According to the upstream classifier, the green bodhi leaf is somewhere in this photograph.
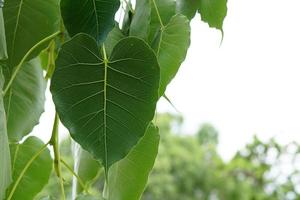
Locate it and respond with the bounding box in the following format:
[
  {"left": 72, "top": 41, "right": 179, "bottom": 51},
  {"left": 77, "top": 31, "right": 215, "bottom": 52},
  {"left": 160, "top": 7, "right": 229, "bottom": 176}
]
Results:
[
  {"left": 60, "top": 0, "right": 120, "bottom": 43},
  {"left": 51, "top": 34, "right": 160, "bottom": 173},
  {"left": 107, "top": 124, "right": 160, "bottom": 200},
  {"left": 0, "top": 9, "right": 7, "bottom": 60}
]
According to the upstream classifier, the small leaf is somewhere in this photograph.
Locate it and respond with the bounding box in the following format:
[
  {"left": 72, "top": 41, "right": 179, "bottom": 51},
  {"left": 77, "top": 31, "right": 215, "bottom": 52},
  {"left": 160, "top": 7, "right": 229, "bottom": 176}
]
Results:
[
  {"left": 176, "top": 0, "right": 200, "bottom": 20},
  {"left": 60, "top": 0, "right": 120, "bottom": 43},
  {"left": 198, "top": 0, "right": 227, "bottom": 30},
  {"left": 6, "top": 136, "right": 52, "bottom": 200},
  {"left": 4, "top": 58, "right": 46, "bottom": 142},
  {"left": 51, "top": 34, "right": 160, "bottom": 172},
  {"left": 0, "top": 69, "right": 12, "bottom": 200},
  {"left": 0, "top": 9, "right": 7, "bottom": 60},
  {"left": 108, "top": 124, "right": 160, "bottom": 200},
  {"left": 130, "top": 0, "right": 151, "bottom": 40},
  {"left": 153, "top": 14, "right": 191, "bottom": 96},
  {"left": 3, "top": 0, "right": 60, "bottom": 68}
]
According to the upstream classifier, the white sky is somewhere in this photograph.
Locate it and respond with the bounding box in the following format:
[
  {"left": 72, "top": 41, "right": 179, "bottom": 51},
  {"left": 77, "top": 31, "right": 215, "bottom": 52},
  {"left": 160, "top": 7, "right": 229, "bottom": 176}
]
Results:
[{"left": 33, "top": 0, "right": 300, "bottom": 161}]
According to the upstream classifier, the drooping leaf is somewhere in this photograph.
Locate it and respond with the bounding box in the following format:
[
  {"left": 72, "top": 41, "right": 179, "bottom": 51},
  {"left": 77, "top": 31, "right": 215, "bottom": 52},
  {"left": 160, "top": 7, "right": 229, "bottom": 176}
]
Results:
[
  {"left": 198, "top": 0, "right": 227, "bottom": 30},
  {"left": 153, "top": 14, "right": 190, "bottom": 96},
  {"left": 0, "top": 9, "right": 7, "bottom": 60},
  {"left": 3, "top": 0, "right": 60, "bottom": 68},
  {"left": 60, "top": 0, "right": 120, "bottom": 43},
  {"left": 108, "top": 124, "right": 160, "bottom": 200},
  {"left": 176, "top": 0, "right": 200, "bottom": 20},
  {"left": 104, "top": 26, "right": 125, "bottom": 57},
  {"left": 130, "top": 0, "right": 151, "bottom": 40},
  {"left": 0, "top": 69, "right": 12, "bottom": 200},
  {"left": 4, "top": 58, "right": 46, "bottom": 142},
  {"left": 51, "top": 34, "right": 160, "bottom": 172},
  {"left": 149, "top": 0, "right": 176, "bottom": 43},
  {"left": 6, "top": 136, "right": 52, "bottom": 200}
]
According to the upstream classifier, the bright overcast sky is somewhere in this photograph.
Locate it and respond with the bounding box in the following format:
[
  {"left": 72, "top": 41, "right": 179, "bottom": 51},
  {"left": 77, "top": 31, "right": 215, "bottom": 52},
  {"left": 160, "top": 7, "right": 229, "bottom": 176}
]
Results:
[
  {"left": 33, "top": 0, "right": 300, "bottom": 161},
  {"left": 157, "top": 0, "right": 300, "bottom": 160}
]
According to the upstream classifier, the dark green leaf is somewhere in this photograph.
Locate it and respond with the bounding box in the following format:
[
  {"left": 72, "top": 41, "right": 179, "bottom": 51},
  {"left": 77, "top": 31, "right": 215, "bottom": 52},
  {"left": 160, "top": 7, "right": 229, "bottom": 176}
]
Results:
[
  {"left": 6, "top": 137, "right": 52, "bottom": 200},
  {"left": 130, "top": 0, "right": 151, "bottom": 40},
  {"left": 51, "top": 34, "right": 160, "bottom": 172},
  {"left": 4, "top": 58, "right": 46, "bottom": 142},
  {"left": 107, "top": 124, "right": 160, "bottom": 200},
  {"left": 60, "top": 0, "right": 120, "bottom": 43},
  {"left": 0, "top": 9, "right": 7, "bottom": 60},
  {"left": 0, "top": 69, "right": 12, "bottom": 200},
  {"left": 3, "top": 0, "right": 60, "bottom": 68},
  {"left": 153, "top": 14, "right": 190, "bottom": 96},
  {"left": 198, "top": 0, "right": 227, "bottom": 30},
  {"left": 176, "top": 0, "right": 200, "bottom": 20},
  {"left": 104, "top": 26, "right": 125, "bottom": 57}
]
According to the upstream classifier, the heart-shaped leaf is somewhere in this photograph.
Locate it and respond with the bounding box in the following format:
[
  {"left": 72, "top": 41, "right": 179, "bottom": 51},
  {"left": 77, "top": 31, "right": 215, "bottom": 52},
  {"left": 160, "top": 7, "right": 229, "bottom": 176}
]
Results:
[
  {"left": 107, "top": 123, "right": 160, "bottom": 200},
  {"left": 0, "top": 9, "right": 7, "bottom": 60},
  {"left": 3, "top": 0, "right": 60, "bottom": 68},
  {"left": 51, "top": 34, "right": 160, "bottom": 172},
  {"left": 0, "top": 69, "right": 12, "bottom": 200},
  {"left": 4, "top": 58, "right": 46, "bottom": 142},
  {"left": 153, "top": 14, "right": 191, "bottom": 96},
  {"left": 198, "top": 0, "right": 227, "bottom": 31},
  {"left": 60, "top": 0, "right": 120, "bottom": 43},
  {"left": 6, "top": 137, "right": 52, "bottom": 200}
]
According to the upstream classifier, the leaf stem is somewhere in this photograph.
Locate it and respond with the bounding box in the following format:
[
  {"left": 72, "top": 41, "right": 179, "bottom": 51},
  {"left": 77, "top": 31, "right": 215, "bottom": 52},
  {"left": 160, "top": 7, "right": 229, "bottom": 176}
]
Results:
[
  {"left": 3, "top": 31, "right": 61, "bottom": 95},
  {"left": 6, "top": 142, "right": 49, "bottom": 200},
  {"left": 49, "top": 113, "right": 66, "bottom": 200},
  {"left": 60, "top": 158, "right": 90, "bottom": 194},
  {"left": 151, "top": 0, "right": 164, "bottom": 28}
]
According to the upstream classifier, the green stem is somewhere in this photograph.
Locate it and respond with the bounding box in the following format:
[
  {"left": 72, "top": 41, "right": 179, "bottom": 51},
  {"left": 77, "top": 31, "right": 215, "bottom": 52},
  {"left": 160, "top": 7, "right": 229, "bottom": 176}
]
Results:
[
  {"left": 3, "top": 31, "right": 61, "bottom": 95},
  {"left": 50, "top": 113, "right": 66, "bottom": 200},
  {"left": 60, "top": 158, "right": 90, "bottom": 194},
  {"left": 6, "top": 142, "right": 49, "bottom": 200},
  {"left": 151, "top": 0, "right": 164, "bottom": 28}
]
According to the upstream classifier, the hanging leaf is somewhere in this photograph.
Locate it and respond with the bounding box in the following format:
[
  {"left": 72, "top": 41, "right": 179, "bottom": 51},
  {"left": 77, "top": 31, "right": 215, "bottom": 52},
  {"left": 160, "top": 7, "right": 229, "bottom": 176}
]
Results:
[
  {"left": 60, "top": 0, "right": 120, "bottom": 43},
  {"left": 176, "top": 0, "right": 200, "bottom": 20},
  {"left": 198, "top": 0, "right": 227, "bottom": 31},
  {"left": 6, "top": 137, "right": 52, "bottom": 200},
  {"left": 51, "top": 34, "right": 160, "bottom": 172},
  {"left": 4, "top": 58, "right": 46, "bottom": 142},
  {"left": 153, "top": 14, "right": 191, "bottom": 96},
  {"left": 130, "top": 0, "right": 151, "bottom": 40},
  {"left": 3, "top": 0, "right": 60, "bottom": 68},
  {"left": 108, "top": 124, "right": 160, "bottom": 200},
  {"left": 0, "top": 9, "right": 7, "bottom": 60},
  {"left": 0, "top": 69, "right": 12, "bottom": 200}
]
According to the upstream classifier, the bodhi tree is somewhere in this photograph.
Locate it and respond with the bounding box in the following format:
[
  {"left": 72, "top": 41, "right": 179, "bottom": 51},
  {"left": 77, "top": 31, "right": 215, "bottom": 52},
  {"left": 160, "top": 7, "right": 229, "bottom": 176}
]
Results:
[{"left": 0, "top": 0, "right": 227, "bottom": 199}]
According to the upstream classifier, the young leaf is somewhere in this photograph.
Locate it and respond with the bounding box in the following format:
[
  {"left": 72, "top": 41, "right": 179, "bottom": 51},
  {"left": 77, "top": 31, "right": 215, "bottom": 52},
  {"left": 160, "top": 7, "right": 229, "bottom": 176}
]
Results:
[
  {"left": 176, "top": 0, "right": 200, "bottom": 20},
  {"left": 0, "top": 69, "right": 12, "bottom": 200},
  {"left": 3, "top": 0, "right": 60, "bottom": 68},
  {"left": 50, "top": 34, "right": 160, "bottom": 172},
  {"left": 6, "top": 137, "right": 52, "bottom": 200},
  {"left": 107, "top": 124, "right": 160, "bottom": 200},
  {"left": 130, "top": 0, "right": 151, "bottom": 40},
  {"left": 3, "top": 58, "right": 46, "bottom": 142},
  {"left": 198, "top": 0, "right": 227, "bottom": 31},
  {"left": 0, "top": 9, "right": 7, "bottom": 60},
  {"left": 60, "top": 0, "right": 120, "bottom": 43},
  {"left": 153, "top": 14, "right": 191, "bottom": 96}
]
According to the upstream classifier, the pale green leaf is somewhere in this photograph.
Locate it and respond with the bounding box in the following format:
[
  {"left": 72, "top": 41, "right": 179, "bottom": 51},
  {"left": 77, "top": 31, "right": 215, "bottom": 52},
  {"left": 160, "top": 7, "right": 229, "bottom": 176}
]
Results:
[
  {"left": 50, "top": 34, "right": 160, "bottom": 172},
  {"left": 198, "top": 0, "right": 227, "bottom": 30},
  {"left": 108, "top": 124, "right": 160, "bottom": 200},
  {"left": 3, "top": 0, "right": 60, "bottom": 68},
  {"left": 60, "top": 0, "right": 120, "bottom": 43},
  {"left": 6, "top": 136, "right": 52, "bottom": 200},
  {"left": 76, "top": 194, "right": 103, "bottom": 200},
  {"left": 0, "top": 69, "right": 12, "bottom": 200},
  {"left": 4, "top": 58, "right": 46, "bottom": 142},
  {"left": 0, "top": 9, "right": 7, "bottom": 60},
  {"left": 153, "top": 14, "right": 191, "bottom": 96}
]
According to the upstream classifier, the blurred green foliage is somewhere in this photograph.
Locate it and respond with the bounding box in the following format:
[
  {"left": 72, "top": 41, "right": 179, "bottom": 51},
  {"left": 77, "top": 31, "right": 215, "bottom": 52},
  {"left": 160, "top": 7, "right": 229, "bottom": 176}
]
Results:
[{"left": 37, "top": 113, "right": 300, "bottom": 200}]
